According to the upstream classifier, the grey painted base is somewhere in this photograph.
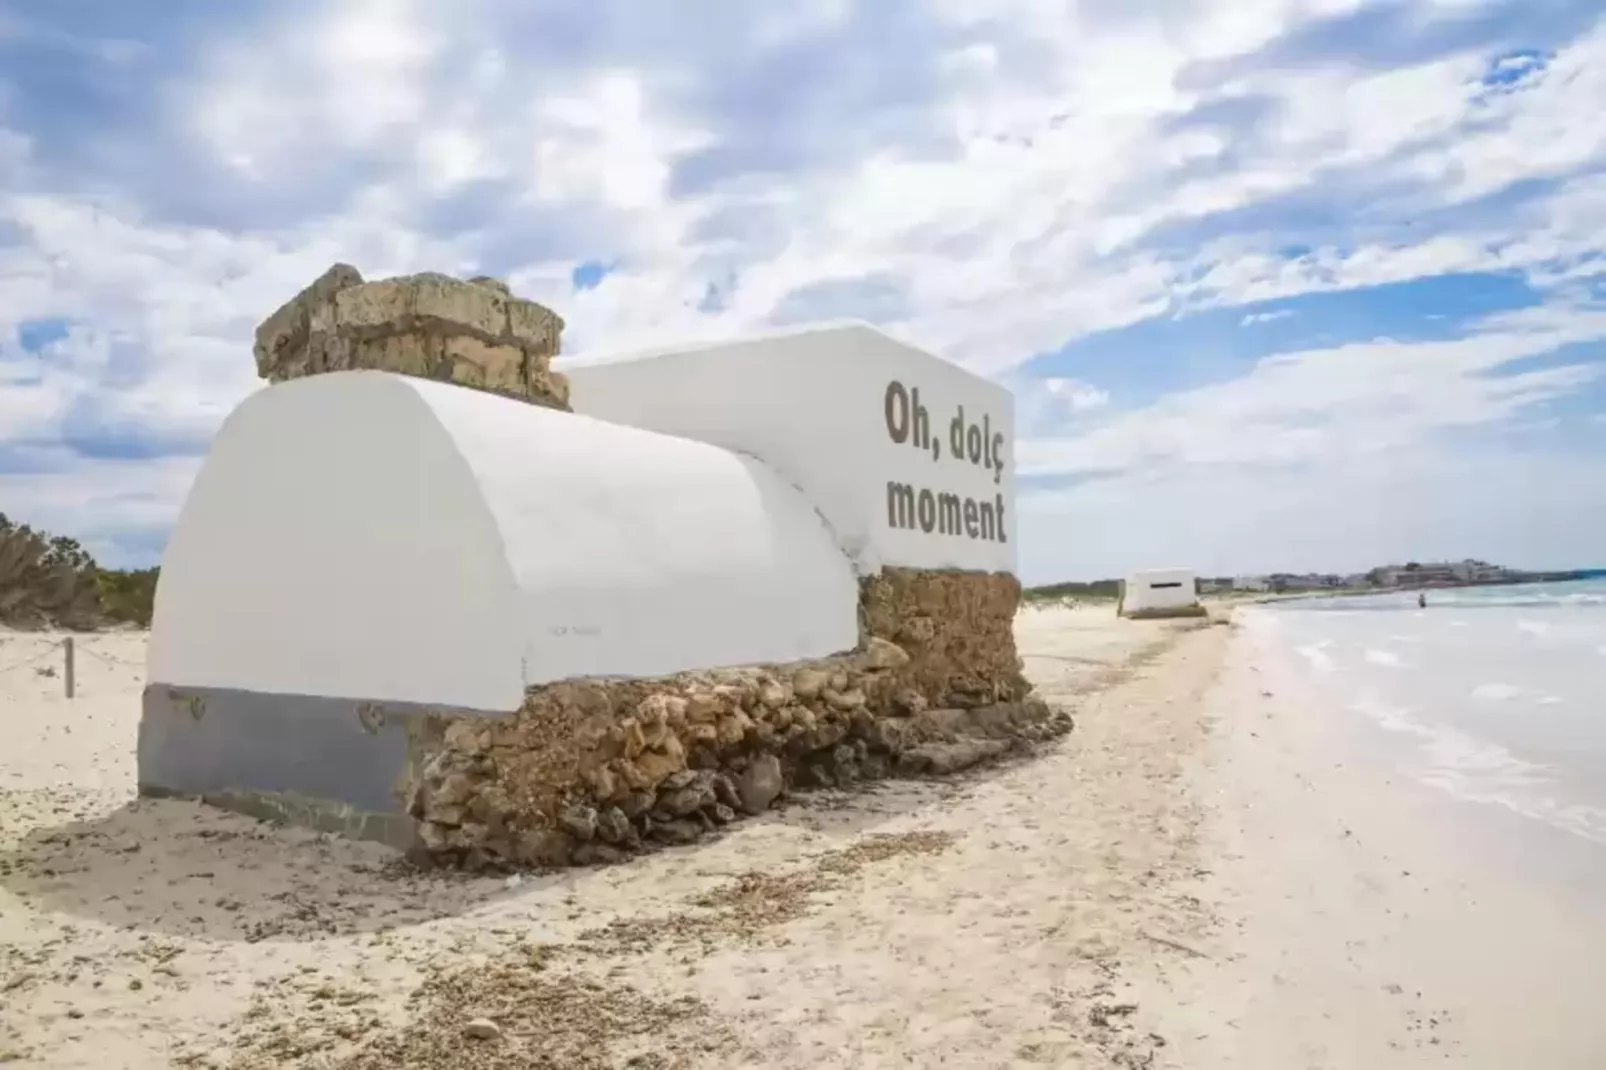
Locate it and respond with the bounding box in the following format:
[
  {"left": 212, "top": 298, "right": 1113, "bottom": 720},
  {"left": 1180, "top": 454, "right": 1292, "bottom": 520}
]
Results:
[{"left": 137, "top": 683, "right": 511, "bottom": 851}]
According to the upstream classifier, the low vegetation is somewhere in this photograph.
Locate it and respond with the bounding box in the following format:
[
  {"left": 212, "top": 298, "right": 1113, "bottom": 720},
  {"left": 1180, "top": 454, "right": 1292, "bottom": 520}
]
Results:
[
  {"left": 0, "top": 512, "right": 158, "bottom": 630},
  {"left": 95, "top": 566, "right": 159, "bottom": 627},
  {"left": 1022, "top": 579, "right": 1121, "bottom": 604}
]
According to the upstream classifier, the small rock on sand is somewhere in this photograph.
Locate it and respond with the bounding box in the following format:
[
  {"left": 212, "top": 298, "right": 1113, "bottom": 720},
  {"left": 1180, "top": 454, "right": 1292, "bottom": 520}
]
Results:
[{"left": 735, "top": 754, "right": 784, "bottom": 814}]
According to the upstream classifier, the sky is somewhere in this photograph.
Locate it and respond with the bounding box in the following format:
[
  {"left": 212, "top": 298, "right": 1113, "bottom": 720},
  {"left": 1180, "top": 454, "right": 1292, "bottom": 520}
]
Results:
[{"left": 1, "top": 0, "right": 1604, "bottom": 585}]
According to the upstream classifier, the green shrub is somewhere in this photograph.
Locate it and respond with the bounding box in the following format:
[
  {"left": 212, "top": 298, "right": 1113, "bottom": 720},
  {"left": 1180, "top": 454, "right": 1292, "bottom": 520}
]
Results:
[
  {"left": 0, "top": 512, "right": 104, "bottom": 630},
  {"left": 96, "top": 566, "right": 160, "bottom": 627},
  {"left": 1022, "top": 579, "right": 1122, "bottom": 603}
]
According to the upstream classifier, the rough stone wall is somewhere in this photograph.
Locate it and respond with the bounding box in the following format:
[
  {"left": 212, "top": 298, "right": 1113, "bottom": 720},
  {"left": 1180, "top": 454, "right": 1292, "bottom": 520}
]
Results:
[
  {"left": 408, "top": 635, "right": 1067, "bottom": 870},
  {"left": 858, "top": 567, "right": 1029, "bottom": 707},
  {"left": 253, "top": 264, "right": 570, "bottom": 409}
]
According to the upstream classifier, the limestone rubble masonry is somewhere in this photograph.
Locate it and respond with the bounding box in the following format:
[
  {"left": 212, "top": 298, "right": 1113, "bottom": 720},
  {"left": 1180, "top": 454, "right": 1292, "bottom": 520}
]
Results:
[
  {"left": 857, "top": 567, "right": 1030, "bottom": 707},
  {"left": 252, "top": 264, "right": 570, "bottom": 410},
  {"left": 408, "top": 569, "right": 1053, "bottom": 870}
]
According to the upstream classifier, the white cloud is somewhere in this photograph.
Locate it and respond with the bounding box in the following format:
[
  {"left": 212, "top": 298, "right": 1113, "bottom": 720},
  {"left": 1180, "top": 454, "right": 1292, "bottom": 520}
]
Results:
[
  {"left": 0, "top": 450, "right": 202, "bottom": 565},
  {"left": 1012, "top": 297, "right": 1606, "bottom": 579},
  {"left": 1018, "top": 305, "right": 1606, "bottom": 479},
  {"left": 1041, "top": 377, "right": 1112, "bottom": 412},
  {"left": 187, "top": 0, "right": 438, "bottom": 177},
  {"left": 532, "top": 73, "right": 714, "bottom": 213},
  {"left": 17, "top": 2, "right": 1606, "bottom": 378},
  {"left": 1, "top": 0, "right": 1604, "bottom": 574},
  {"left": 1240, "top": 309, "right": 1294, "bottom": 325}
]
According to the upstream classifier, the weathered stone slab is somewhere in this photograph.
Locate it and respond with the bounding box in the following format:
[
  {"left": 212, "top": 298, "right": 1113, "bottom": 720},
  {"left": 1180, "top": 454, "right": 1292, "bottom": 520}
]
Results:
[
  {"left": 441, "top": 335, "right": 526, "bottom": 393},
  {"left": 544, "top": 369, "right": 572, "bottom": 409},
  {"left": 897, "top": 737, "right": 1012, "bottom": 776},
  {"left": 348, "top": 332, "right": 443, "bottom": 378},
  {"left": 253, "top": 265, "right": 569, "bottom": 409},
  {"left": 331, "top": 274, "right": 506, "bottom": 342},
  {"left": 507, "top": 296, "right": 563, "bottom": 352},
  {"left": 253, "top": 263, "right": 364, "bottom": 382}
]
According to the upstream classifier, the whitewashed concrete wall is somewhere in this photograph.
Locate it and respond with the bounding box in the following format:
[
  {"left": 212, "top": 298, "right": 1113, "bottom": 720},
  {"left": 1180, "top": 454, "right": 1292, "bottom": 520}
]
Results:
[
  {"left": 148, "top": 371, "right": 860, "bottom": 710},
  {"left": 1122, "top": 569, "right": 1200, "bottom": 614},
  {"left": 559, "top": 323, "right": 1016, "bottom": 576}
]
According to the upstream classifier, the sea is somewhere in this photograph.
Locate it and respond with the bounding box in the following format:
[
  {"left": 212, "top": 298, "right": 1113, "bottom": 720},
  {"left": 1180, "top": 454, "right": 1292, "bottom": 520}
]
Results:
[{"left": 1253, "top": 577, "right": 1606, "bottom": 878}]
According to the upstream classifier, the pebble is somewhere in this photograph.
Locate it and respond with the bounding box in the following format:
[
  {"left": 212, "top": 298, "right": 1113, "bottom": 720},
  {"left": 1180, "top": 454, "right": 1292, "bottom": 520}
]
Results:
[{"left": 463, "top": 1017, "right": 502, "bottom": 1041}]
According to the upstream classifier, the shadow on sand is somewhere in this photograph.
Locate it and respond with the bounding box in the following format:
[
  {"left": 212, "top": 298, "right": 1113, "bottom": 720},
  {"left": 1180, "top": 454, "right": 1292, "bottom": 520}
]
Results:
[
  {"left": 0, "top": 766, "right": 1000, "bottom": 944},
  {"left": 0, "top": 794, "right": 506, "bottom": 943}
]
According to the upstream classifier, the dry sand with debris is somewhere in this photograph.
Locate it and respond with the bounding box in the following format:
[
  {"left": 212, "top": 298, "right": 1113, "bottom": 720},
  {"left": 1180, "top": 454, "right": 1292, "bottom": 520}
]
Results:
[{"left": 4, "top": 607, "right": 1606, "bottom": 1068}]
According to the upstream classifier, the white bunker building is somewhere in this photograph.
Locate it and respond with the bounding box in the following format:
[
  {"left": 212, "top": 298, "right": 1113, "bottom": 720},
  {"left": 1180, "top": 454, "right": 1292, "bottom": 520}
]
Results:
[
  {"left": 1118, "top": 568, "right": 1203, "bottom": 619},
  {"left": 141, "top": 320, "right": 1018, "bottom": 846}
]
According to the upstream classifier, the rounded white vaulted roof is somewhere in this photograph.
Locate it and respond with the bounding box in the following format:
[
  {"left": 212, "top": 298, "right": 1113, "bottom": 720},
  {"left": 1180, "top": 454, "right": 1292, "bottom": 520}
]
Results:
[{"left": 149, "top": 372, "right": 860, "bottom": 711}]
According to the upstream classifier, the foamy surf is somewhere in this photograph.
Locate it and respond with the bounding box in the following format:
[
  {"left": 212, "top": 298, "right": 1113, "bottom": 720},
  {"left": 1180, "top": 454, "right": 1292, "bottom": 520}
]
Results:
[
  {"left": 1348, "top": 693, "right": 1606, "bottom": 848},
  {"left": 1263, "top": 578, "right": 1606, "bottom": 851}
]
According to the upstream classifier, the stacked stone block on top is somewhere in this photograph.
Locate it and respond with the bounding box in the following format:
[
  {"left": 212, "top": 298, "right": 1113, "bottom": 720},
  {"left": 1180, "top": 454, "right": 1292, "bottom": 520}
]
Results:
[{"left": 252, "top": 264, "right": 570, "bottom": 409}]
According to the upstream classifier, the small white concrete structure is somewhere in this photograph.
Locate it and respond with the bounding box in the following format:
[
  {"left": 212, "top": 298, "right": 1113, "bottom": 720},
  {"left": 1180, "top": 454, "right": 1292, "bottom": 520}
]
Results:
[
  {"left": 149, "top": 371, "right": 860, "bottom": 713},
  {"left": 560, "top": 322, "right": 1016, "bottom": 576},
  {"left": 1119, "top": 568, "right": 1201, "bottom": 618}
]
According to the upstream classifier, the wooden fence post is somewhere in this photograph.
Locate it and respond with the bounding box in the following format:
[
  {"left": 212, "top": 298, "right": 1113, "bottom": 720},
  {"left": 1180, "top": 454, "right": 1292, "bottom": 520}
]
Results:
[{"left": 64, "top": 637, "right": 74, "bottom": 699}]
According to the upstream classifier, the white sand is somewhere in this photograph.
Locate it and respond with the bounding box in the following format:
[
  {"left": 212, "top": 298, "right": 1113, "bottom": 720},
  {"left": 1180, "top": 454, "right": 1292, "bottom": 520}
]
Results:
[
  {"left": 1150, "top": 610, "right": 1606, "bottom": 1068},
  {"left": 2, "top": 609, "right": 1604, "bottom": 1068}
]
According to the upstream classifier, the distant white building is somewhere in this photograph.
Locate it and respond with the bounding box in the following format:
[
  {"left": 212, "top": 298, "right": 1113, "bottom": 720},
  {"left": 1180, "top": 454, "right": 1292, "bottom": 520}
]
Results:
[
  {"left": 1451, "top": 559, "right": 1503, "bottom": 583},
  {"left": 1378, "top": 563, "right": 1460, "bottom": 587},
  {"left": 1120, "top": 568, "right": 1204, "bottom": 618},
  {"left": 1234, "top": 575, "right": 1271, "bottom": 592}
]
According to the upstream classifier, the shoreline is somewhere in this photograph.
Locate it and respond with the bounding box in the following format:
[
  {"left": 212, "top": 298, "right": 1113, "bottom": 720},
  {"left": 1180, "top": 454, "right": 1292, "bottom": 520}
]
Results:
[
  {"left": 4, "top": 608, "right": 1606, "bottom": 1066},
  {"left": 1149, "top": 606, "right": 1606, "bottom": 1067}
]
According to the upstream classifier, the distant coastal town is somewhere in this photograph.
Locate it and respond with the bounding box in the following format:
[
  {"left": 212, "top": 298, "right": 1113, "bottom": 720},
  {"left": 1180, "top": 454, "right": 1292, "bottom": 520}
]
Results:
[
  {"left": 1026, "top": 560, "right": 1605, "bottom": 603},
  {"left": 1203, "top": 559, "right": 1602, "bottom": 595}
]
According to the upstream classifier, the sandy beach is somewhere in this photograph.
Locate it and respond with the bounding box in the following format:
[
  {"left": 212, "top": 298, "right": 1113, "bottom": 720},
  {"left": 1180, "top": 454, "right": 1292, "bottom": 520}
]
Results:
[{"left": 4, "top": 606, "right": 1606, "bottom": 1068}]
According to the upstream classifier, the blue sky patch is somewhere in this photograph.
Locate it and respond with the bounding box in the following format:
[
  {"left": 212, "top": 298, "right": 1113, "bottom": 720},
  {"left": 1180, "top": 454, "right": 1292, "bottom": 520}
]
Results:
[
  {"left": 1020, "top": 272, "right": 1545, "bottom": 409},
  {"left": 17, "top": 318, "right": 70, "bottom": 352},
  {"left": 571, "top": 259, "right": 616, "bottom": 291},
  {"left": 1481, "top": 48, "right": 1550, "bottom": 88}
]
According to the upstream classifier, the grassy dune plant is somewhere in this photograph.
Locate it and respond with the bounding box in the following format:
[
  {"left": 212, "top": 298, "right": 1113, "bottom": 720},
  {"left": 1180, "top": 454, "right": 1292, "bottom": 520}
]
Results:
[{"left": 0, "top": 512, "right": 159, "bottom": 629}]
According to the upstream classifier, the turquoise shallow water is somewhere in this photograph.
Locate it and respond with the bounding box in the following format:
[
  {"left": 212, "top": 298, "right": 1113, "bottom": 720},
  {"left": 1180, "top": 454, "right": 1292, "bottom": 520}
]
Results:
[{"left": 1260, "top": 579, "right": 1606, "bottom": 851}]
